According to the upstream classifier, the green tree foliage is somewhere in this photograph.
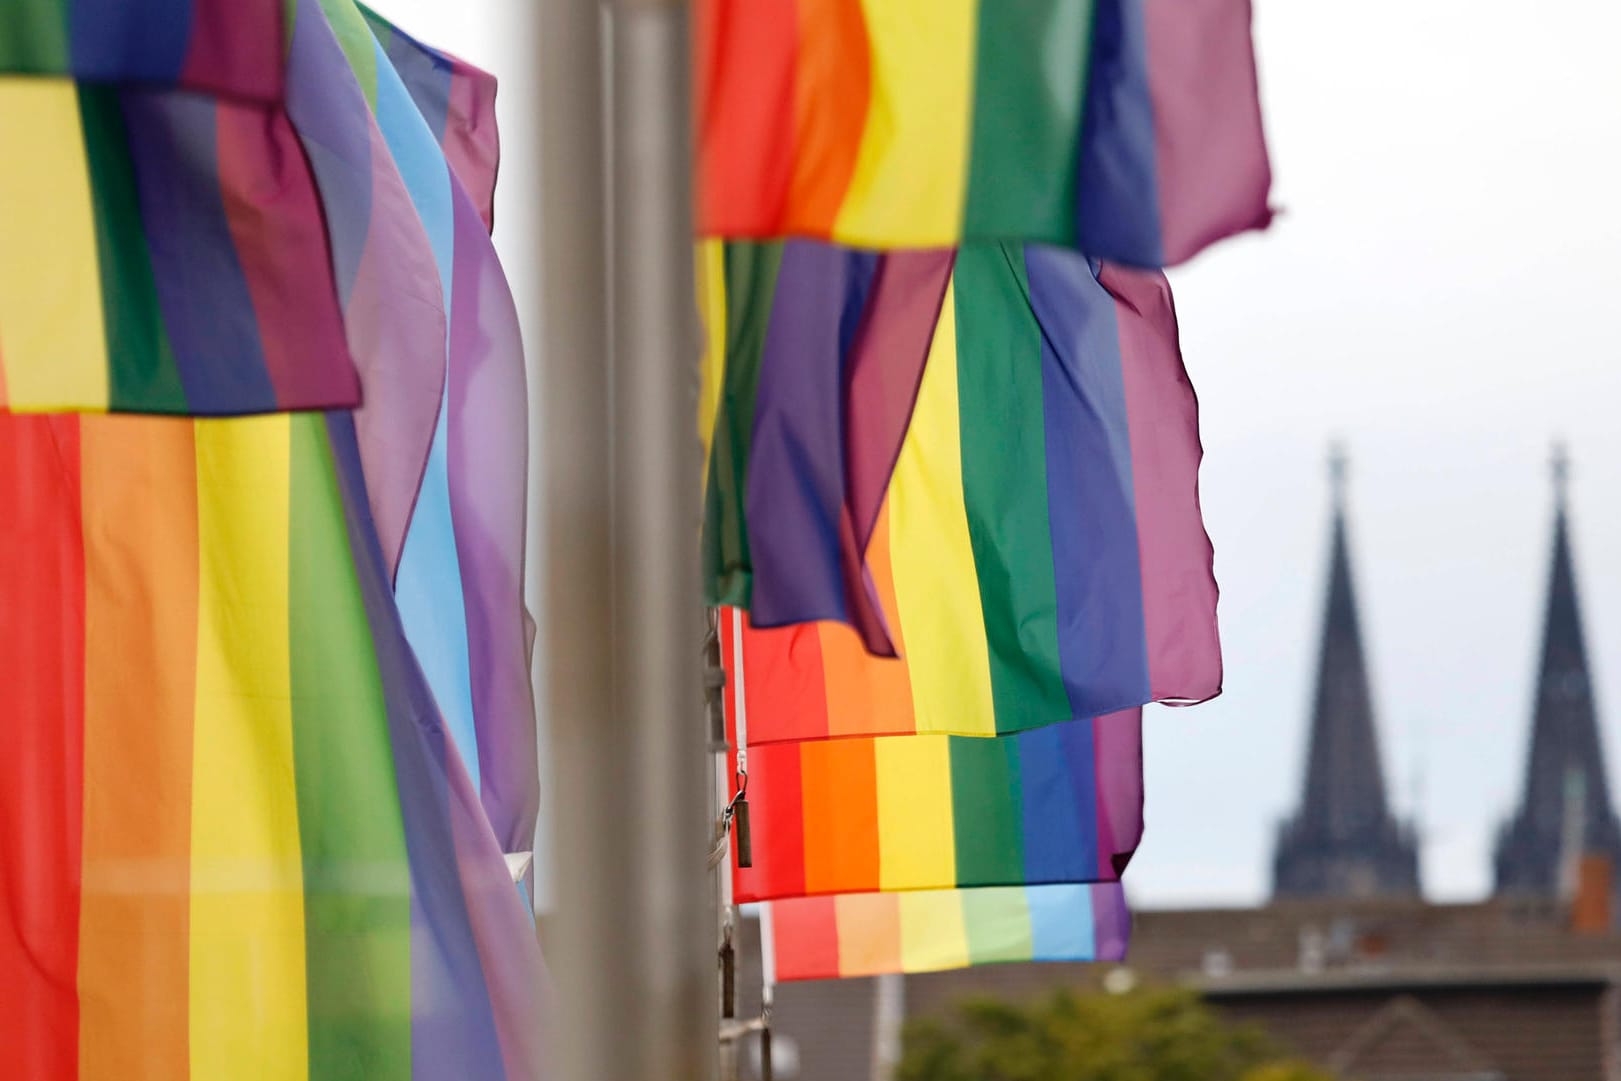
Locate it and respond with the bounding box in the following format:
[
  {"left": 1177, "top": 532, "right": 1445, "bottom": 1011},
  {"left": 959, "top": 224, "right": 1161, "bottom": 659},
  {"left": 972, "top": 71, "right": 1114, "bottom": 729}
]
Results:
[{"left": 898, "top": 986, "right": 1336, "bottom": 1081}]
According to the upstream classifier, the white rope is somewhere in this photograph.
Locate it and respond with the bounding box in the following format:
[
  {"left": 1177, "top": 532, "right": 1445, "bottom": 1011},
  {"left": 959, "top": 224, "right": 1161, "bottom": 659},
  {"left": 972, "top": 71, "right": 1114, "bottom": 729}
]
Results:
[
  {"left": 729, "top": 606, "right": 748, "bottom": 778},
  {"left": 758, "top": 902, "right": 777, "bottom": 1008}
]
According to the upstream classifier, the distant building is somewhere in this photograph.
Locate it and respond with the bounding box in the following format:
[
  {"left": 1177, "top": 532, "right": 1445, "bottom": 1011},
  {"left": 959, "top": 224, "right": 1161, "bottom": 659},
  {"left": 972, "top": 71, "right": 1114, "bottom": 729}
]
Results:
[
  {"left": 740, "top": 897, "right": 1621, "bottom": 1081},
  {"left": 1494, "top": 446, "right": 1621, "bottom": 903},
  {"left": 1272, "top": 449, "right": 1421, "bottom": 899}
]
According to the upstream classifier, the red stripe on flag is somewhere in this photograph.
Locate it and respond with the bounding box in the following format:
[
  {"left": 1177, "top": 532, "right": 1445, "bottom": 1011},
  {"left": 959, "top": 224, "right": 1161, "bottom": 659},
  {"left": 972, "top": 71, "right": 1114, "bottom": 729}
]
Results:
[
  {"left": 697, "top": 0, "right": 799, "bottom": 233},
  {"left": 0, "top": 415, "right": 86, "bottom": 1080},
  {"left": 768, "top": 897, "right": 841, "bottom": 982}
]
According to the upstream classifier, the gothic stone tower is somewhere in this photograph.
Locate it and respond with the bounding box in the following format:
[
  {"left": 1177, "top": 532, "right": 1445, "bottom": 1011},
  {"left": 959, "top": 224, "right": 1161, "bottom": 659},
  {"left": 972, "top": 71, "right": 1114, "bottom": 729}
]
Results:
[
  {"left": 1494, "top": 447, "right": 1621, "bottom": 897},
  {"left": 1274, "top": 449, "right": 1421, "bottom": 899}
]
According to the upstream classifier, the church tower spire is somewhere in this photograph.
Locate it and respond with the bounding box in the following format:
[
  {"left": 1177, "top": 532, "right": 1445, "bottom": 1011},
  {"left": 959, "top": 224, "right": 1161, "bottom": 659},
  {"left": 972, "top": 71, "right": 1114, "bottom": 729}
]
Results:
[
  {"left": 1494, "top": 445, "right": 1621, "bottom": 897},
  {"left": 1274, "top": 446, "right": 1421, "bottom": 899}
]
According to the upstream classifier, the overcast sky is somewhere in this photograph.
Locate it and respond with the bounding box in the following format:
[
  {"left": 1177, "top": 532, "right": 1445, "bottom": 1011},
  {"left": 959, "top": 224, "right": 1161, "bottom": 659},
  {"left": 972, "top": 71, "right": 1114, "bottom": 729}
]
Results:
[{"left": 372, "top": 1, "right": 1621, "bottom": 907}]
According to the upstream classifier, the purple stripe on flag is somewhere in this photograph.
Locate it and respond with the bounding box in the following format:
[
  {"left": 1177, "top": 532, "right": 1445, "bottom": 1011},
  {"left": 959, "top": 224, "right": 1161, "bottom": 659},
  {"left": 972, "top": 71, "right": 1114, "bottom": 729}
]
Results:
[
  {"left": 1025, "top": 246, "right": 1152, "bottom": 717},
  {"left": 445, "top": 181, "right": 537, "bottom": 855},
  {"left": 287, "top": 0, "right": 446, "bottom": 575},
  {"left": 118, "top": 92, "right": 277, "bottom": 414},
  {"left": 445, "top": 719, "right": 550, "bottom": 1080},
  {"left": 1145, "top": 0, "right": 1273, "bottom": 265},
  {"left": 1091, "top": 883, "right": 1132, "bottom": 961},
  {"left": 325, "top": 412, "right": 510, "bottom": 1081},
  {"left": 1099, "top": 263, "right": 1222, "bottom": 704},
  {"left": 1093, "top": 708, "right": 1143, "bottom": 875},
  {"left": 745, "top": 242, "right": 886, "bottom": 649}
]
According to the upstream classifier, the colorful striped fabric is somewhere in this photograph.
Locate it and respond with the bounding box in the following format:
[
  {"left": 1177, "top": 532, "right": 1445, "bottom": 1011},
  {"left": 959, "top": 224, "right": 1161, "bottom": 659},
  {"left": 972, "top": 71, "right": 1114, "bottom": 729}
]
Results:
[
  {"left": 324, "top": 0, "right": 539, "bottom": 859},
  {"left": 360, "top": 4, "right": 501, "bottom": 230},
  {"left": 283, "top": 0, "right": 446, "bottom": 573},
  {"left": 718, "top": 248, "right": 1220, "bottom": 737},
  {"left": 763, "top": 883, "right": 1130, "bottom": 981},
  {"left": 0, "top": 0, "right": 284, "bottom": 97},
  {"left": 0, "top": 75, "right": 359, "bottom": 415},
  {"left": 699, "top": 239, "right": 954, "bottom": 656},
  {"left": 697, "top": 0, "right": 1271, "bottom": 266},
  {"left": 727, "top": 704, "right": 1142, "bottom": 902},
  {"left": 0, "top": 411, "right": 544, "bottom": 1081}
]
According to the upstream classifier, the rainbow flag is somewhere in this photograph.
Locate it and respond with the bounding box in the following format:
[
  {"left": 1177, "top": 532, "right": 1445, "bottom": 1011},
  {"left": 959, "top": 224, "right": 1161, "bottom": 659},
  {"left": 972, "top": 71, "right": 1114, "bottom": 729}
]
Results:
[
  {"left": 0, "top": 0, "right": 284, "bottom": 97},
  {"left": 762, "top": 883, "right": 1130, "bottom": 981},
  {"left": 726, "top": 704, "right": 1142, "bottom": 902},
  {"left": 0, "top": 411, "right": 544, "bottom": 1081},
  {"left": 282, "top": 0, "right": 447, "bottom": 573},
  {"left": 716, "top": 248, "right": 1220, "bottom": 737},
  {"left": 325, "top": 0, "right": 538, "bottom": 858},
  {"left": 698, "top": 0, "right": 1271, "bottom": 265},
  {"left": 359, "top": 4, "right": 501, "bottom": 230},
  {"left": 0, "top": 75, "right": 360, "bottom": 415},
  {"left": 699, "top": 239, "right": 954, "bottom": 656}
]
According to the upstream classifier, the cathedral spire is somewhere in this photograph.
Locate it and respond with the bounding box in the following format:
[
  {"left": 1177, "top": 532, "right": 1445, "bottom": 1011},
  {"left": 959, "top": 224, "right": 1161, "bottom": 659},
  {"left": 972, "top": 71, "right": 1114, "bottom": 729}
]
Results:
[
  {"left": 1274, "top": 448, "right": 1421, "bottom": 899},
  {"left": 1494, "top": 445, "right": 1621, "bottom": 898}
]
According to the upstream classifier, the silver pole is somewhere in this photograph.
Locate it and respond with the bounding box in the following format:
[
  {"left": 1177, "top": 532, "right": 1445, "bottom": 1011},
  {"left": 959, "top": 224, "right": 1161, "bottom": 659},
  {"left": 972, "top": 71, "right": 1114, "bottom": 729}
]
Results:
[{"left": 537, "top": 0, "right": 711, "bottom": 1074}]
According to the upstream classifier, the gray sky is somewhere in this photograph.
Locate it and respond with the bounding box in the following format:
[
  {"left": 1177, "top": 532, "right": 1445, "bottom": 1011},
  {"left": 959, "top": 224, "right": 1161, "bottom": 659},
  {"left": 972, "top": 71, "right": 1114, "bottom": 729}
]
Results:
[{"left": 373, "top": 1, "right": 1621, "bottom": 907}]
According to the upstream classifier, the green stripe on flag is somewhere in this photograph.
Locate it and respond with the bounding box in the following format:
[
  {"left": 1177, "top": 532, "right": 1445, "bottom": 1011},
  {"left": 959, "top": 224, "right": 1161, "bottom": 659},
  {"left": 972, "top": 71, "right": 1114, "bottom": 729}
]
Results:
[
  {"left": 703, "top": 241, "right": 782, "bottom": 607},
  {"left": 950, "top": 735, "right": 1025, "bottom": 884},
  {"left": 962, "top": 0, "right": 1094, "bottom": 243},
  {"left": 953, "top": 244, "right": 1072, "bottom": 731},
  {"left": 962, "top": 888, "right": 1036, "bottom": 966},
  {"left": 0, "top": 0, "right": 69, "bottom": 73},
  {"left": 78, "top": 87, "right": 188, "bottom": 413},
  {"left": 288, "top": 414, "right": 413, "bottom": 1079}
]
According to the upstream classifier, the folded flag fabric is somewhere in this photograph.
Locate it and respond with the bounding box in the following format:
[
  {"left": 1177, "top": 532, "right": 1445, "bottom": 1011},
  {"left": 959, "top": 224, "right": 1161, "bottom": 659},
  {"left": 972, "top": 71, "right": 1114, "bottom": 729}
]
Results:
[
  {"left": 719, "top": 248, "right": 1220, "bottom": 737},
  {"left": 328, "top": 0, "right": 539, "bottom": 860},
  {"left": 0, "top": 411, "right": 544, "bottom": 1081},
  {"left": 359, "top": 3, "right": 501, "bottom": 230},
  {"left": 697, "top": 0, "right": 1271, "bottom": 266},
  {"left": 762, "top": 883, "right": 1130, "bottom": 982},
  {"left": 284, "top": 0, "right": 446, "bottom": 574},
  {"left": 0, "top": 0, "right": 284, "bottom": 97},
  {"left": 727, "top": 705, "right": 1142, "bottom": 903},
  {"left": 699, "top": 238, "right": 954, "bottom": 656},
  {"left": 0, "top": 74, "right": 358, "bottom": 415}
]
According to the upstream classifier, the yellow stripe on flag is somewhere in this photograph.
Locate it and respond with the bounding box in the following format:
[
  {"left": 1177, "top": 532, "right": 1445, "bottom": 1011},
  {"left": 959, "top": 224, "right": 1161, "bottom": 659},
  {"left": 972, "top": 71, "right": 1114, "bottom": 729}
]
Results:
[
  {"left": 190, "top": 417, "right": 309, "bottom": 1081},
  {"left": 888, "top": 283, "right": 996, "bottom": 735},
  {"left": 696, "top": 239, "right": 727, "bottom": 477},
  {"left": 0, "top": 79, "right": 109, "bottom": 410},
  {"left": 898, "top": 890, "right": 972, "bottom": 974},
  {"left": 832, "top": 0, "right": 976, "bottom": 246},
  {"left": 874, "top": 735, "right": 955, "bottom": 890}
]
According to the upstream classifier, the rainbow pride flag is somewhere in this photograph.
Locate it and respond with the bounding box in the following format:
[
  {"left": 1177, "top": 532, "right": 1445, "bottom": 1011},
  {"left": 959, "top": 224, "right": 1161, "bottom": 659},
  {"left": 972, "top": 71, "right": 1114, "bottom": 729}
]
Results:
[
  {"left": 714, "top": 248, "right": 1220, "bottom": 736},
  {"left": 699, "top": 239, "right": 954, "bottom": 656},
  {"left": 762, "top": 883, "right": 1130, "bottom": 981},
  {"left": 360, "top": 4, "right": 501, "bottom": 230},
  {"left": 0, "top": 0, "right": 284, "bottom": 96},
  {"left": 282, "top": 0, "right": 447, "bottom": 573},
  {"left": 0, "top": 76, "right": 359, "bottom": 415},
  {"left": 0, "top": 411, "right": 544, "bottom": 1081},
  {"left": 698, "top": 0, "right": 1271, "bottom": 265},
  {"left": 726, "top": 705, "right": 1141, "bottom": 902},
  {"left": 327, "top": 0, "right": 538, "bottom": 858}
]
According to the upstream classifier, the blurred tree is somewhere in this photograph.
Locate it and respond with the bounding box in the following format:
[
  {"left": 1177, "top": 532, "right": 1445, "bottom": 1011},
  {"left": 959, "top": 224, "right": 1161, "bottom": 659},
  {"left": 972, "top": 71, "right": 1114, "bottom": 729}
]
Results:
[{"left": 898, "top": 986, "right": 1336, "bottom": 1081}]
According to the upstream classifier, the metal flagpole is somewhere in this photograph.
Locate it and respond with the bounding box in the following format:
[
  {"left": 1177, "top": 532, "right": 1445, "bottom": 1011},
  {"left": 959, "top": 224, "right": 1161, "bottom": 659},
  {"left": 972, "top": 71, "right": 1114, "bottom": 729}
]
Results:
[{"left": 537, "top": 0, "right": 713, "bottom": 1075}]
